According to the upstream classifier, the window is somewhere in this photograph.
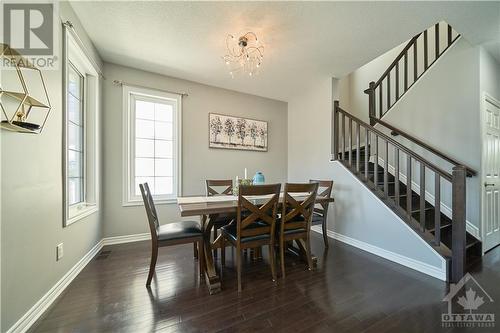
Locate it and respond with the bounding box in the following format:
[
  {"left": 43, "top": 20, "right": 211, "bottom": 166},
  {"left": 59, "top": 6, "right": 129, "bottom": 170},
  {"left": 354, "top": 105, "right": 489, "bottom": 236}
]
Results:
[
  {"left": 67, "top": 63, "right": 85, "bottom": 206},
  {"left": 123, "top": 86, "right": 182, "bottom": 205},
  {"left": 63, "top": 27, "right": 100, "bottom": 226}
]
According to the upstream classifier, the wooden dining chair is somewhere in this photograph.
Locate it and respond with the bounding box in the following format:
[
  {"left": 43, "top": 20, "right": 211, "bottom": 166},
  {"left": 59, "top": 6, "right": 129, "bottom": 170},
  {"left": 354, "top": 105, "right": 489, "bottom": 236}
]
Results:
[
  {"left": 139, "top": 183, "right": 204, "bottom": 287},
  {"left": 206, "top": 179, "right": 233, "bottom": 196},
  {"left": 309, "top": 180, "right": 334, "bottom": 248},
  {"left": 278, "top": 182, "right": 318, "bottom": 278},
  {"left": 204, "top": 179, "right": 234, "bottom": 258},
  {"left": 220, "top": 183, "right": 281, "bottom": 292}
]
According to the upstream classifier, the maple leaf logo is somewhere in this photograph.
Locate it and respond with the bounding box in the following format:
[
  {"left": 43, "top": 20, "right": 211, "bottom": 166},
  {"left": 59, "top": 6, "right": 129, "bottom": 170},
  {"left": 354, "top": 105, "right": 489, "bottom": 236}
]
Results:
[{"left": 457, "top": 288, "right": 485, "bottom": 313}]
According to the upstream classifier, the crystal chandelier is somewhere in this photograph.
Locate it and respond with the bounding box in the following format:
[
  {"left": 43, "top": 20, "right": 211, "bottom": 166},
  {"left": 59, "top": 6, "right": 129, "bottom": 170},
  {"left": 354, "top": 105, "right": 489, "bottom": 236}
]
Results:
[{"left": 222, "top": 32, "right": 264, "bottom": 77}]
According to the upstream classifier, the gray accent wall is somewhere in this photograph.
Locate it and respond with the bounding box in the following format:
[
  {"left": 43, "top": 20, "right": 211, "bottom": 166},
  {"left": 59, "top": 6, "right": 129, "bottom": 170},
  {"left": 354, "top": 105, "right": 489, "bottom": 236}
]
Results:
[
  {"left": 1, "top": 2, "right": 104, "bottom": 332},
  {"left": 102, "top": 63, "right": 288, "bottom": 237}
]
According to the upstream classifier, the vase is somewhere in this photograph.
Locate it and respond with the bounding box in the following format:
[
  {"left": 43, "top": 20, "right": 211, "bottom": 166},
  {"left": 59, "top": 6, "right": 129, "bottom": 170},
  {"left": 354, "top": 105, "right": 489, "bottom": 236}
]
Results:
[{"left": 252, "top": 172, "right": 265, "bottom": 185}]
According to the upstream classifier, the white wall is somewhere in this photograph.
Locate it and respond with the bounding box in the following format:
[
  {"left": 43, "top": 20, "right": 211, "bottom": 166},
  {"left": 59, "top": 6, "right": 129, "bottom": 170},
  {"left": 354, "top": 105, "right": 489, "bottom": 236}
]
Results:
[
  {"left": 0, "top": 2, "right": 103, "bottom": 332},
  {"left": 480, "top": 46, "right": 500, "bottom": 101},
  {"left": 102, "top": 63, "right": 288, "bottom": 237}
]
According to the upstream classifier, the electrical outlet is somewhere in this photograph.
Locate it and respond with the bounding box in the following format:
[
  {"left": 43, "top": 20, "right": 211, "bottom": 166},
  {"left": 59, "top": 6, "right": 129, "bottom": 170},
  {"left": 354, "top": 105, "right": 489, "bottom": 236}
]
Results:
[{"left": 56, "top": 243, "right": 64, "bottom": 261}]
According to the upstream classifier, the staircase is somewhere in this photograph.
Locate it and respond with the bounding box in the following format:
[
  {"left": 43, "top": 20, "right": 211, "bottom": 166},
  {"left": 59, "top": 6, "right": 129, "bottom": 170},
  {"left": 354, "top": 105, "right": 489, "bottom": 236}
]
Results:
[{"left": 332, "top": 22, "right": 480, "bottom": 283}]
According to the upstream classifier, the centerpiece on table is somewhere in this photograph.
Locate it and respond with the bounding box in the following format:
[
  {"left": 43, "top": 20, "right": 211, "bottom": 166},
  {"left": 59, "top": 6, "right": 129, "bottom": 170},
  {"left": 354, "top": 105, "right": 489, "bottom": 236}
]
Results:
[{"left": 233, "top": 168, "right": 265, "bottom": 195}]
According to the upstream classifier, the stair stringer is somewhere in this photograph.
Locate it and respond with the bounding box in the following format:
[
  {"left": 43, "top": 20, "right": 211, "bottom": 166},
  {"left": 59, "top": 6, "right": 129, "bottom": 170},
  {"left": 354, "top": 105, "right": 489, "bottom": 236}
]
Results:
[{"left": 318, "top": 160, "right": 448, "bottom": 281}]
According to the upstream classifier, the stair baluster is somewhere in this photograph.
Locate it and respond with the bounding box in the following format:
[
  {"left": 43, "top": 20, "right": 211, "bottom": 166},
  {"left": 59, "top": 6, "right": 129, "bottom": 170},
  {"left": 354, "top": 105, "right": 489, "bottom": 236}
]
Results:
[
  {"left": 356, "top": 123, "right": 361, "bottom": 173},
  {"left": 420, "top": 163, "right": 426, "bottom": 231},
  {"left": 364, "top": 128, "right": 369, "bottom": 180},
  {"left": 395, "top": 148, "right": 400, "bottom": 205},
  {"left": 434, "top": 173, "right": 441, "bottom": 245},
  {"left": 384, "top": 141, "right": 389, "bottom": 197},
  {"left": 406, "top": 156, "right": 412, "bottom": 220}
]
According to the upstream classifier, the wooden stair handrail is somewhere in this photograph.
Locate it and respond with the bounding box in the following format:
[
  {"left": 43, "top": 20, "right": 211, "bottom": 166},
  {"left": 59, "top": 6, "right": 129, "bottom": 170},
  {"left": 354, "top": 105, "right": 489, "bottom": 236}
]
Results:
[
  {"left": 334, "top": 105, "right": 453, "bottom": 181},
  {"left": 373, "top": 34, "right": 420, "bottom": 88},
  {"left": 371, "top": 117, "right": 477, "bottom": 177},
  {"left": 366, "top": 22, "right": 461, "bottom": 120}
]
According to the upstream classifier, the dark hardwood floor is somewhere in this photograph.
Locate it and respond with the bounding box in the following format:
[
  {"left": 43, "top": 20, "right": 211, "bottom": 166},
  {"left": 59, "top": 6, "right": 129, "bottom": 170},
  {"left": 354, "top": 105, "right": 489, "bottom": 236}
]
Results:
[{"left": 31, "top": 234, "right": 500, "bottom": 333}]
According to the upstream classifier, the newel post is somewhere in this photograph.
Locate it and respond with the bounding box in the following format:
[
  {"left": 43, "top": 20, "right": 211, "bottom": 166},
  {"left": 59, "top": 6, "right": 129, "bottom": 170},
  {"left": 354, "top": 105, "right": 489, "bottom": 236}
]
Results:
[
  {"left": 451, "top": 165, "right": 466, "bottom": 282},
  {"left": 332, "top": 100, "right": 340, "bottom": 160},
  {"left": 365, "top": 81, "right": 376, "bottom": 126}
]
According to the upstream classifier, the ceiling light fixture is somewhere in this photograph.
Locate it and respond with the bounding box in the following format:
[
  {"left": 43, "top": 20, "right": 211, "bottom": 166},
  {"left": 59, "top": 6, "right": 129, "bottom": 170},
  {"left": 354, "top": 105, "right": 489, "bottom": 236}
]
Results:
[{"left": 222, "top": 32, "right": 263, "bottom": 77}]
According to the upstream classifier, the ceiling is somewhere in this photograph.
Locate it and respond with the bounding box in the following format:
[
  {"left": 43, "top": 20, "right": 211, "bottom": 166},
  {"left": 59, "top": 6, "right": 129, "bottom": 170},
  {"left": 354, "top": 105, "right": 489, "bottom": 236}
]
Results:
[{"left": 69, "top": 1, "right": 500, "bottom": 102}]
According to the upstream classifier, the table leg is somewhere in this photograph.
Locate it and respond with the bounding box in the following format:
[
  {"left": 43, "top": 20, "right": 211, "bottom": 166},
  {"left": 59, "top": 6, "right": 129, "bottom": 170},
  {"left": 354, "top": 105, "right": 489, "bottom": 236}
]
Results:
[
  {"left": 286, "top": 239, "right": 318, "bottom": 269},
  {"left": 201, "top": 214, "right": 221, "bottom": 294}
]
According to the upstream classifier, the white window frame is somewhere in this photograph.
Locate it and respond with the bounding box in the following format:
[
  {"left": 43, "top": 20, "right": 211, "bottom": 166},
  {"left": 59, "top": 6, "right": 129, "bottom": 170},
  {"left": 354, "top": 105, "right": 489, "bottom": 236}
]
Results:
[
  {"left": 63, "top": 26, "right": 100, "bottom": 226},
  {"left": 122, "top": 85, "right": 182, "bottom": 206}
]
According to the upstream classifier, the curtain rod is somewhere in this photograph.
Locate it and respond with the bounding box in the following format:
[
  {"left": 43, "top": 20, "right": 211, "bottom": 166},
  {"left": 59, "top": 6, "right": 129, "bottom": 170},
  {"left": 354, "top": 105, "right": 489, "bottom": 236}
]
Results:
[
  {"left": 63, "top": 20, "right": 105, "bottom": 78},
  {"left": 112, "top": 80, "right": 189, "bottom": 97}
]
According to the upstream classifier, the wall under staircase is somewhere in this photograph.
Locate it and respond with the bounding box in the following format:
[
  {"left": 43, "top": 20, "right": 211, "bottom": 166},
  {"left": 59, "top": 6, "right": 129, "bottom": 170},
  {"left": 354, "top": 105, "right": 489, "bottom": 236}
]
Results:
[{"left": 312, "top": 160, "right": 447, "bottom": 280}]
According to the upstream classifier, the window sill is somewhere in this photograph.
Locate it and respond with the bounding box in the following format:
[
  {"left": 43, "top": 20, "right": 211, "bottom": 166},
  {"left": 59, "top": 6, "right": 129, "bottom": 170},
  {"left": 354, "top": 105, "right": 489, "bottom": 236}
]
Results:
[
  {"left": 66, "top": 205, "right": 99, "bottom": 226},
  {"left": 122, "top": 198, "right": 177, "bottom": 207}
]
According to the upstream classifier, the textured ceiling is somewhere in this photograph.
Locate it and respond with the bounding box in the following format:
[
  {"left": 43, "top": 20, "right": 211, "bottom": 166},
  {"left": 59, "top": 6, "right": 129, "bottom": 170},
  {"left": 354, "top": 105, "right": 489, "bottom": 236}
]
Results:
[{"left": 69, "top": 1, "right": 500, "bottom": 102}]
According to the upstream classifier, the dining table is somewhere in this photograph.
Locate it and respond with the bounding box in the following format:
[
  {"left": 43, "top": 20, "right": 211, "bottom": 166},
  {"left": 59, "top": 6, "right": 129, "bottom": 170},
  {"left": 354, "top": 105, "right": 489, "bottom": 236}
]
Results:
[{"left": 177, "top": 192, "right": 334, "bottom": 294}]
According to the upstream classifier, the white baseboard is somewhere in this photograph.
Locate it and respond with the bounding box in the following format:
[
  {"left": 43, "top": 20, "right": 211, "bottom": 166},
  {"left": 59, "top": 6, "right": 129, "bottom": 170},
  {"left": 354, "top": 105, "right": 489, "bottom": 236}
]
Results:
[
  {"left": 311, "top": 225, "right": 447, "bottom": 281},
  {"left": 372, "top": 156, "right": 480, "bottom": 240},
  {"left": 7, "top": 232, "right": 151, "bottom": 333},
  {"left": 102, "top": 233, "right": 150, "bottom": 246},
  {"left": 7, "top": 240, "right": 104, "bottom": 333}
]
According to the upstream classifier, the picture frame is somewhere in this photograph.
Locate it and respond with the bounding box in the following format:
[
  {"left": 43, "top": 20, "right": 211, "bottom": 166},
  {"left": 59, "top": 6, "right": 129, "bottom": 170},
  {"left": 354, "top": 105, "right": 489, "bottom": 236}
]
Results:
[{"left": 209, "top": 113, "right": 268, "bottom": 152}]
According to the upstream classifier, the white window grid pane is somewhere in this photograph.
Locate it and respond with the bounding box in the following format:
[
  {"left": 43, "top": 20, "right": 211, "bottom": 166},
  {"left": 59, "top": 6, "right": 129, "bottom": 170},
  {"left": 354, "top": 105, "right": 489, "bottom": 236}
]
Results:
[
  {"left": 68, "top": 122, "right": 83, "bottom": 152},
  {"left": 68, "top": 177, "right": 83, "bottom": 205},
  {"left": 135, "top": 138, "right": 155, "bottom": 158},
  {"left": 155, "top": 103, "right": 173, "bottom": 122},
  {"left": 135, "top": 100, "right": 155, "bottom": 120}
]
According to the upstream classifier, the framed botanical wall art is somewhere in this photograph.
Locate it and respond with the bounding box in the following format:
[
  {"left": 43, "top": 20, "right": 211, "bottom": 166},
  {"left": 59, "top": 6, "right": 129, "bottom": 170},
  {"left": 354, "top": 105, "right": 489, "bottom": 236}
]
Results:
[{"left": 209, "top": 113, "right": 268, "bottom": 151}]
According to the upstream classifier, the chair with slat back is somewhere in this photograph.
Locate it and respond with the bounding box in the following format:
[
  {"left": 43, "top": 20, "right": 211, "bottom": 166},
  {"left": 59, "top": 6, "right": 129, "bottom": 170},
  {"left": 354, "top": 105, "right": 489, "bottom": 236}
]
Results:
[
  {"left": 206, "top": 179, "right": 233, "bottom": 196},
  {"left": 203, "top": 180, "right": 234, "bottom": 259},
  {"left": 220, "top": 183, "right": 281, "bottom": 292},
  {"left": 278, "top": 182, "right": 318, "bottom": 278},
  {"left": 309, "top": 180, "right": 334, "bottom": 248},
  {"left": 139, "top": 183, "right": 204, "bottom": 287}
]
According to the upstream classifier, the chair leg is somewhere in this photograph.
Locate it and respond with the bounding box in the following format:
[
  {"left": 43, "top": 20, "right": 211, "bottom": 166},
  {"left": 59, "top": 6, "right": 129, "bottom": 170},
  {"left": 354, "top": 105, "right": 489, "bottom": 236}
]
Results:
[
  {"left": 269, "top": 244, "right": 277, "bottom": 282},
  {"left": 193, "top": 242, "right": 198, "bottom": 259},
  {"left": 198, "top": 240, "right": 205, "bottom": 277},
  {"left": 305, "top": 236, "right": 313, "bottom": 271},
  {"left": 236, "top": 246, "right": 242, "bottom": 292},
  {"left": 322, "top": 216, "right": 329, "bottom": 249},
  {"left": 280, "top": 238, "right": 286, "bottom": 279},
  {"left": 146, "top": 245, "right": 158, "bottom": 287}
]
